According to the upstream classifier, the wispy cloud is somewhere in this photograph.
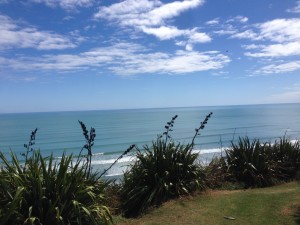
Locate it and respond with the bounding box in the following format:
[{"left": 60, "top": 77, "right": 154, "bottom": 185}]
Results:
[
  {"left": 0, "top": 14, "right": 76, "bottom": 50},
  {"left": 234, "top": 18, "right": 300, "bottom": 58},
  {"left": 286, "top": 0, "right": 300, "bottom": 13},
  {"left": 205, "top": 18, "right": 219, "bottom": 25},
  {"left": 245, "top": 42, "right": 300, "bottom": 58},
  {"left": 255, "top": 61, "right": 300, "bottom": 74},
  {"left": 30, "top": 0, "right": 95, "bottom": 11},
  {"left": 94, "top": 0, "right": 203, "bottom": 27},
  {"left": 226, "top": 15, "right": 248, "bottom": 24},
  {"left": 232, "top": 18, "right": 300, "bottom": 43},
  {"left": 94, "top": 0, "right": 207, "bottom": 49},
  {"left": 259, "top": 18, "right": 300, "bottom": 43},
  {"left": 210, "top": 16, "right": 248, "bottom": 37},
  {"left": 231, "top": 29, "right": 261, "bottom": 40},
  {"left": 0, "top": 42, "right": 230, "bottom": 76},
  {"left": 141, "top": 26, "right": 211, "bottom": 45}
]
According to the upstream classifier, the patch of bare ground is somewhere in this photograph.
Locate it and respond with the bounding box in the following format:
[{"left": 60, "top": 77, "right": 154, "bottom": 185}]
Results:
[{"left": 281, "top": 204, "right": 297, "bottom": 216}]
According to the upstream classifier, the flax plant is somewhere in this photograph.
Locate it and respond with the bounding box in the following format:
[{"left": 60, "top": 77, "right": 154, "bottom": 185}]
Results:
[
  {"left": 0, "top": 125, "right": 112, "bottom": 225},
  {"left": 121, "top": 113, "right": 213, "bottom": 217},
  {"left": 0, "top": 151, "right": 112, "bottom": 225},
  {"left": 223, "top": 136, "right": 300, "bottom": 187}
]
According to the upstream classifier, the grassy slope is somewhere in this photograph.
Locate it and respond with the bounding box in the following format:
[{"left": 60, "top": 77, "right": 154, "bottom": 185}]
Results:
[{"left": 115, "top": 182, "right": 300, "bottom": 225}]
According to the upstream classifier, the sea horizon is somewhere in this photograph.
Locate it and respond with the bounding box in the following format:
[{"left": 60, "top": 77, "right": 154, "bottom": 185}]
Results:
[
  {"left": 1, "top": 102, "right": 299, "bottom": 115},
  {"left": 1, "top": 102, "right": 300, "bottom": 178}
]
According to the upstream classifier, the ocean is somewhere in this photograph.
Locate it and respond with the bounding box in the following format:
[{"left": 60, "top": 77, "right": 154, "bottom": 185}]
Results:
[{"left": 0, "top": 103, "right": 300, "bottom": 178}]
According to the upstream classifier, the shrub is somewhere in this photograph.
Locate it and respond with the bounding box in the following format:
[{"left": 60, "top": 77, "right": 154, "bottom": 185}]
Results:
[
  {"left": 203, "top": 157, "right": 235, "bottom": 189},
  {"left": 0, "top": 151, "right": 112, "bottom": 225},
  {"left": 270, "top": 138, "right": 300, "bottom": 181},
  {"left": 223, "top": 136, "right": 300, "bottom": 188},
  {"left": 121, "top": 114, "right": 212, "bottom": 217},
  {"left": 224, "top": 137, "right": 277, "bottom": 187},
  {"left": 121, "top": 140, "right": 204, "bottom": 217},
  {"left": 0, "top": 122, "right": 113, "bottom": 225}
]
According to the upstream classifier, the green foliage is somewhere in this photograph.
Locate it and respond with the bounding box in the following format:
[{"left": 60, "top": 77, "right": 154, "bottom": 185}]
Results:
[
  {"left": 202, "top": 157, "right": 237, "bottom": 189},
  {"left": 224, "top": 137, "right": 275, "bottom": 187},
  {"left": 121, "top": 140, "right": 204, "bottom": 217},
  {"left": 0, "top": 121, "right": 113, "bottom": 225},
  {"left": 269, "top": 137, "right": 300, "bottom": 181},
  {"left": 0, "top": 151, "right": 112, "bottom": 225},
  {"left": 121, "top": 114, "right": 213, "bottom": 217},
  {"left": 223, "top": 136, "right": 300, "bottom": 187}
]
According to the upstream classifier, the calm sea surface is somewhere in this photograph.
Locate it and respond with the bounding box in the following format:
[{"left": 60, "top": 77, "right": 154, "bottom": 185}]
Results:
[{"left": 1, "top": 103, "right": 300, "bottom": 177}]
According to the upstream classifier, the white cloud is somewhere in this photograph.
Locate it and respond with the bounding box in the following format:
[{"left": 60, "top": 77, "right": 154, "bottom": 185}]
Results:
[
  {"left": 226, "top": 16, "right": 248, "bottom": 24},
  {"left": 234, "top": 18, "right": 300, "bottom": 43},
  {"left": 255, "top": 61, "right": 300, "bottom": 74},
  {"left": 30, "top": 0, "right": 95, "bottom": 10},
  {"left": 286, "top": 1, "right": 300, "bottom": 13},
  {"left": 0, "top": 14, "right": 76, "bottom": 50},
  {"left": 0, "top": 42, "right": 230, "bottom": 75},
  {"left": 94, "top": 0, "right": 204, "bottom": 27},
  {"left": 110, "top": 50, "right": 230, "bottom": 75},
  {"left": 0, "top": 0, "right": 9, "bottom": 4},
  {"left": 188, "top": 29, "right": 211, "bottom": 43},
  {"left": 231, "top": 18, "right": 300, "bottom": 43},
  {"left": 242, "top": 44, "right": 265, "bottom": 50},
  {"left": 245, "top": 42, "right": 300, "bottom": 58},
  {"left": 231, "top": 29, "right": 261, "bottom": 40},
  {"left": 148, "top": 0, "right": 203, "bottom": 25},
  {"left": 94, "top": 0, "right": 207, "bottom": 48},
  {"left": 206, "top": 18, "right": 219, "bottom": 25},
  {"left": 141, "top": 26, "right": 185, "bottom": 40},
  {"left": 259, "top": 18, "right": 300, "bottom": 43},
  {"left": 185, "top": 43, "right": 193, "bottom": 51},
  {"left": 213, "top": 24, "right": 237, "bottom": 35},
  {"left": 232, "top": 18, "right": 300, "bottom": 58},
  {"left": 141, "top": 26, "right": 211, "bottom": 43}
]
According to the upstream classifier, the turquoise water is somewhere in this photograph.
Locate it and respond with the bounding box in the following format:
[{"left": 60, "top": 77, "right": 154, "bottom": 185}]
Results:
[{"left": 1, "top": 103, "right": 300, "bottom": 177}]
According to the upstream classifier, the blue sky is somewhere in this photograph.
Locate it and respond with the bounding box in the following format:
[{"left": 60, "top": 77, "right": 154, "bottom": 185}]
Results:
[{"left": 0, "top": 0, "right": 300, "bottom": 113}]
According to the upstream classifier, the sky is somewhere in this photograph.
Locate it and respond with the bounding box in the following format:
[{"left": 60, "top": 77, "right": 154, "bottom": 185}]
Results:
[{"left": 0, "top": 0, "right": 300, "bottom": 113}]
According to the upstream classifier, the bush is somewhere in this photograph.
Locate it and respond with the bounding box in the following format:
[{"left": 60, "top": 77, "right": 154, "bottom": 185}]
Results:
[
  {"left": 223, "top": 136, "right": 300, "bottom": 188},
  {"left": 121, "top": 114, "right": 212, "bottom": 217},
  {"left": 0, "top": 151, "right": 112, "bottom": 225},
  {"left": 224, "top": 137, "right": 277, "bottom": 187},
  {"left": 271, "top": 138, "right": 300, "bottom": 181},
  {"left": 203, "top": 157, "right": 235, "bottom": 189},
  {"left": 121, "top": 139, "right": 205, "bottom": 217}
]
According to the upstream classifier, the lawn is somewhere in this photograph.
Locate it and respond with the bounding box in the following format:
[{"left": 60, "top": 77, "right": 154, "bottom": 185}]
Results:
[{"left": 114, "top": 182, "right": 300, "bottom": 225}]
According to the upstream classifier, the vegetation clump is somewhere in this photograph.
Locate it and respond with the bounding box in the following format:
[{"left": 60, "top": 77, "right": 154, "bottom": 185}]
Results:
[
  {"left": 215, "top": 136, "right": 300, "bottom": 188},
  {"left": 121, "top": 113, "right": 213, "bottom": 217},
  {"left": 0, "top": 122, "right": 112, "bottom": 225}
]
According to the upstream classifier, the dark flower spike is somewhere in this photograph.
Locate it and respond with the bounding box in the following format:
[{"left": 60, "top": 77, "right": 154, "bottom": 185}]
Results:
[
  {"left": 78, "top": 120, "right": 96, "bottom": 178},
  {"left": 191, "top": 112, "right": 213, "bottom": 147},
  {"left": 23, "top": 128, "right": 38, "bottom": 171},
  {"left": 161, "top": 115, "right": 178, "bottom": 145}
]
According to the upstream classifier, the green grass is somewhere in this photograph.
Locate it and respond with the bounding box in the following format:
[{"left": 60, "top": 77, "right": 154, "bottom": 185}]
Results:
[{"left": 114, "top": 182, "right": 300, "bottom": 225}]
